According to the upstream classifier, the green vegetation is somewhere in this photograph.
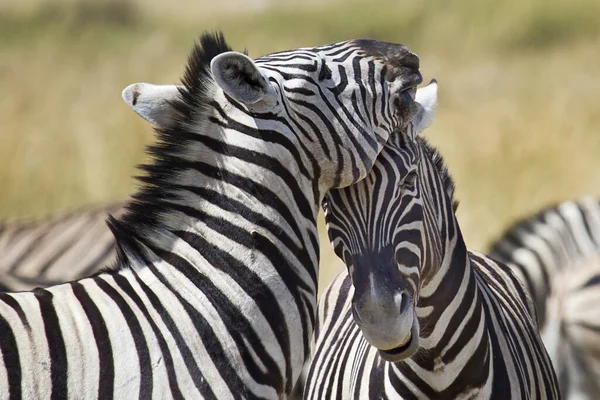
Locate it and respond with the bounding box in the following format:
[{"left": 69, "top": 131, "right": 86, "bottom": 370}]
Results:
[{"left": 1, "top": 0, "right": 599, "bottom": 286}]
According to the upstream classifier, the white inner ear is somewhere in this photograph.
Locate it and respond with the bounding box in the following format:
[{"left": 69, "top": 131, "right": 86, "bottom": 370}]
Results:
[
  {"left": 210, "top": 51, "right": 271, "bottom": 104},
  {"left": 414, "top": 80, "right": 438, "bottom": 134},
  {"left": 122, "top": 83, "right": 181, "bottom": 127}
]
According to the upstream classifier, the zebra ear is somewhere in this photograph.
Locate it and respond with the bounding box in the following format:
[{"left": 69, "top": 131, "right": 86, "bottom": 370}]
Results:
[
  {"left": 413, "top": 79, "right": 438, "bottom": 134},
  {"left": 122, "top": 83, "right": 181, "bottom": 127},
  {"left": 210, "top": 51, "right": 274, "bottom": 105}
]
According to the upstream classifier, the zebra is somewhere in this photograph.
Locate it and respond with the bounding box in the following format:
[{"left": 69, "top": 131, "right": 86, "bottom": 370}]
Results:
[
  {"left": 304, "top": 81, "right": 560, "bottom": 398},
  {"left": 0, "top": 31, "right": 423, "bottom": 398},
  {"left": 0, "top": 203, "right": 124, "bottom": 292},
  {"left": 489, "top": 197, "right": 600, "bottom": 399}
]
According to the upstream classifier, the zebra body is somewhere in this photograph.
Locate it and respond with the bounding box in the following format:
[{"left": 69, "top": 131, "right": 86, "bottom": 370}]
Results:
[
  {"left": 490, "top": 197, "right": 600, "bottom": 399},
  {"left": 305, "top": 81, "right": 560, "bottom": 398},
  {"left": 0, "top": 203, "right": 123, "bottom": 291},
  {"left": 0, "top": 32, "right": 422, "bottom": 398}
]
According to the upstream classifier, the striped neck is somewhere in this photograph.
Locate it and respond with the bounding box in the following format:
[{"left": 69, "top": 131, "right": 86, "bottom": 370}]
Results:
[
  {"left": 108, "top": 92, "right": 323, "bottom": 394},
  {"left": 414, "top": 151, "right": 487, "bottom": 371}
]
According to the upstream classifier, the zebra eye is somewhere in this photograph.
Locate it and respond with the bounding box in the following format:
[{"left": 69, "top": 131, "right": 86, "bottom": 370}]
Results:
[{"left": 403, "top": 173, "right": 417, "bottom": 191}]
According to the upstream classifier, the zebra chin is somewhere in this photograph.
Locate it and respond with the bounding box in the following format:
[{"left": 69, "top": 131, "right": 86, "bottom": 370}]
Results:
[
  {"left": 352, "top": 301, "right": 420, "bottom": 362},
  {"left": 377, "top": 322, "right": 420, "bottom": 362}
]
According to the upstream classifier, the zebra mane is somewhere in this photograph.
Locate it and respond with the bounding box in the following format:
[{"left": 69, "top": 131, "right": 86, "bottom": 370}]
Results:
[
  {"left": 417, "top": 136, "right": 459, "bottom": 212},
  {"left": 108, "top": 31, "right": 235, "bottom": 267}
]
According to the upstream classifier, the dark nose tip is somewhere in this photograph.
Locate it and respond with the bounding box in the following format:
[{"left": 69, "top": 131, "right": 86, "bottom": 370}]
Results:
[{"left": 398, "top": 52, "right": 419, "bottom": 70}]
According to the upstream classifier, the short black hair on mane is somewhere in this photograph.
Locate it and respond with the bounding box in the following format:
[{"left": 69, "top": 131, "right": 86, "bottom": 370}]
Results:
[
  {"left": 417, "top": 136, "right": 460, "bottom": 212},
  {"left": 106, "top": 31, "right": 235, "bottom": 268}
]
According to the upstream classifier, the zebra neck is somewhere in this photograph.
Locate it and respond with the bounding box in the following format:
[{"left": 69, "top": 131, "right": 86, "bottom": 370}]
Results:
[
  {"left": 117, "top": 97, "right": 322, "bottom": 279},
  {"left": 412, "top": 228, "right": 490, "bottom": 375},
  {"left": 106, "top": 102, "right": 323, "bottom": 392},
  {"left": 417, "top": 224, "right": 479, "bottom": 329}
]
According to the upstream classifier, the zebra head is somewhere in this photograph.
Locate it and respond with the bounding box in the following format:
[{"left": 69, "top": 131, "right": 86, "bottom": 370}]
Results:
[
  {"left": 121, "top": 32, "right": 422, "bottom": 192},
  {"left": 323, "top": 81, "right": 439, "bottom": 362}
]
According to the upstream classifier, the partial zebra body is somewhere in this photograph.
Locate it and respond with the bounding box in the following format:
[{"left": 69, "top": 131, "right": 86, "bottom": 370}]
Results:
[
  {"left": 305, "top": 82, "right": 559, "bottom": 398},
  {"left": 0, "top": 32, "right": 423, "bottom": 398},
  {"left": 0, "top": 203, "right": 123, "bottom": 291},
  {"left": 490, "top": 197, "right": 600, "bottom": 399},
  {"left": 307, "top": 253, "right": 558, "bottom": 399}
]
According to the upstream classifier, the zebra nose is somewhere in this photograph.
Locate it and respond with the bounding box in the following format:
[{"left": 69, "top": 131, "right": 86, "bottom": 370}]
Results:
[
  {"left": 352, "top": 287, "right": 414, "bottom": 326},
  {"left": 351, "top": 289, "right": 415, "bottom": 351},
  {"left": 396, "top": 289, "right": 412, "bottom": 315},
  {"left": 396, "top": 51, "right": 419, "bottom": 71}
]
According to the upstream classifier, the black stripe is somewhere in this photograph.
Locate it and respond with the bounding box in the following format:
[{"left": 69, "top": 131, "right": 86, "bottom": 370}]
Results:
[
  {"left": 477, "top": 279, "right": 526, "bottom": 399},
  {"left": 0, "top": 298, "right": 22, "bottom": 400},
  {"left": 70, "top": 282, "right": 114, "bottom": 400},
  {"left": 284, "top": 86, "right": 316, "bottom": 96},
  {"left": 367, "top": 61, "right": 379, "bottom": 129},
  {"left": 132, "top": 271, "right": 217, "bottom": 398},
  {"left": 0, "top": 293, "right": 30, "bottom": 330},
  {"left": 210, "top": 101, "right": 311, "bottom": 180},
  {"left": 218, "top": 93, "right": 318, "bottom": 181},
  {"left": 171, "top": 132, "right": 315, "bottom": 224},
  {"left": 95, "top": 276, "right": 154, "bottom": 400},
  {"left": 145, "top": 248, "right": 275, "bottom": 397},
  {"left": 80, "top": 242, "right": 117, "bottom": 277},
  {"left": 168, "top": 185, "right": 316, "bottom": 284},
  {"left": 34, "top": 289, "right": 68, "bottom": 400},
  {"left": 7, "top": 227, "right": 54, "bottom": 273},
  {"left": 150, "top": 234, "right": 292, "bottom": 393},
  {"left": 265, "top": 61, "right": 318, "bottom": 72},
  {"left": 112, "top": 273, "right": 185, "bottom": 400},
  {"left": 258, "top": 54, "right": 315, "bottom": 62},
  {"left": 37, "top": 233, "right": 92, "bottom": 275}
]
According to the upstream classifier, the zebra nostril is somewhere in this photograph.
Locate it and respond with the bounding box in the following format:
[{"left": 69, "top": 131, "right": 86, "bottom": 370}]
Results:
[{"left": 397, "top": 291, "right": 412, "bottom": 315}]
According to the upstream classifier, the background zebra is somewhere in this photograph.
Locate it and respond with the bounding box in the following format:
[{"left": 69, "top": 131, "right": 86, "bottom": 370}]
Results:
[
  {"left": 0, "top": 32, "right": 423, "bottom": 398},
  {"left": 489, "top": 197, "right": 600, "bottom": 399},
  {"left": 305, "top": 81, "right": 560, "bottom": 398},
  {"left": 0, "top": 203, "right": 123, "bottom": 292},
  {"left": 0, "top": 84, "right": 200, "bottom": 293}
]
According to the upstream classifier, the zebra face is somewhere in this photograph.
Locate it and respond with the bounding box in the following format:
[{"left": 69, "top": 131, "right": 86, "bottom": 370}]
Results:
[
  {"left": 323, "top": 82, "right": 438, "bottom": 362},
  {"left": 122, "top": 36, "right": 422, "bottom": 190},
  {"left": 252, "top": 39, "right": 423, "bottom": 188}
]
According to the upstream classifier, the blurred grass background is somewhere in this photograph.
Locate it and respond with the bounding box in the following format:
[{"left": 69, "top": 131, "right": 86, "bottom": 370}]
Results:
[{"left": 1, "top": 0, "right": 599, "bottom": 288}]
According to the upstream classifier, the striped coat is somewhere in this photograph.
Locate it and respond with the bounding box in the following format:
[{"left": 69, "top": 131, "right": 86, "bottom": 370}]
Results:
[
  {"left": 305, "top": 82, "right": 560, "bottom": 398},
  {"left": 490, "top": 197, "right": 600, "bottom": 399},
  {"left": 0, "top": 32, "right": 423, "bottom": 398}
]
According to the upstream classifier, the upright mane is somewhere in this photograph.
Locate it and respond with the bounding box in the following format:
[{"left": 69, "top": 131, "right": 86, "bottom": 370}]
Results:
[
  {"left": 417, "top": 136, "right": 459, "bottom": 211},
  {"left": 107, "top": 31, "right": 234, "bottom": 267}
]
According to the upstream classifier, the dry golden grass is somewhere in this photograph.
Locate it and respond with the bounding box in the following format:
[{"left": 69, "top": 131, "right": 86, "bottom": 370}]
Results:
[{"left": 1, "top": 0, "right": 599, "bottom": 289}]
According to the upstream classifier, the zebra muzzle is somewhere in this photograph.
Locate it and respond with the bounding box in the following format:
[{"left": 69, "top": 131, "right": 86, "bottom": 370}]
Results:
[{"left": 377, "top": 321, "right": 419, "bottom": 362}]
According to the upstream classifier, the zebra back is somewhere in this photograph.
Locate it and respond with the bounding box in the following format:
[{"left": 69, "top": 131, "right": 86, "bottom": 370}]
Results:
[
  {"left": 489, "top": 197, "right": 600, "bottom": 324},
  {"left": 0, "top": 203, "right": 123, "bottom": 291},
  {"left": 489, "top": 197, "right": 600, "bottom": 398}
]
